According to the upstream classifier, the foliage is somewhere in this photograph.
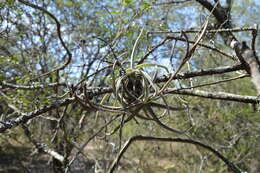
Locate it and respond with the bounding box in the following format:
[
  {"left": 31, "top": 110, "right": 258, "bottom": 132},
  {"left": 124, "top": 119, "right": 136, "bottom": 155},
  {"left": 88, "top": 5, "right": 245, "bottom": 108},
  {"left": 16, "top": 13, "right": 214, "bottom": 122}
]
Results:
[{"left": 0, "top": 0, "right": 260, "bottom": 173}]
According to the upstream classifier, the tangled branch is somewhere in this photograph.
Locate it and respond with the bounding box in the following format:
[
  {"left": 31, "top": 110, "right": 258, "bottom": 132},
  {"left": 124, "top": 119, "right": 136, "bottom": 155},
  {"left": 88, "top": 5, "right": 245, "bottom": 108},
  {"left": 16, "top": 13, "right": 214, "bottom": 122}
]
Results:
[{"left": 18, "top": 0, "right": 72, "bottom": 77}]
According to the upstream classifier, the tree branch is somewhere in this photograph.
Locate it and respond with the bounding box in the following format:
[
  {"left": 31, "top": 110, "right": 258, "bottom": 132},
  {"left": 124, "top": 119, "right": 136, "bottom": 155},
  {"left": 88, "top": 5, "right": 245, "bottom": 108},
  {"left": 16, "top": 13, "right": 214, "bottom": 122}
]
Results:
[
  {"left": 0, "top": 87, "right": 113, "bottom": 133},
  {"left": 109, "top": 135, "right": 243, "bottom": 173},
  {"left": 196, "top": 0, "right": 260, "bottom": 94},
  {"left": 0, "top": 67, "right": 255, "bottom": 133},
  {"left": 165, "top": 88, "right": 260, "bottom": 104},
  {"left": 18, "top": 0, "right": 72, "bottom": 77},
  {"left": 155, "top": 64, "right": 243, "bottom": 83},
  {"left": 0, "top": 81, "right": 66, "bottom": 90}
]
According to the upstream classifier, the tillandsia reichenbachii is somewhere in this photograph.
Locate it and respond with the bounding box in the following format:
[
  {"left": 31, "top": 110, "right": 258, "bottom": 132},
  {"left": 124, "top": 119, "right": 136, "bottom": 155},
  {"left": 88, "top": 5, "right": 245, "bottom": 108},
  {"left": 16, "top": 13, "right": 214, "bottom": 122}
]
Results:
[{"left": 110, "top": 27, "right": 187, "bottom": 135}]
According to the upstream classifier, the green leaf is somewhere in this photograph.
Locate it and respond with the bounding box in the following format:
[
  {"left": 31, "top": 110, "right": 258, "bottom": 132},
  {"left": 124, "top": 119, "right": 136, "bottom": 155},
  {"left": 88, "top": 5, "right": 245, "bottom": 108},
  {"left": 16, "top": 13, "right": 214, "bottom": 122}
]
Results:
[
  {"left": 134, "top": 63, "right": 169, "bottom": 73},
  {"left": 110, "top": 11, "right": 121, "bottom": 15},
  {"left": 131, "top": 27, "right": 144, "bottom": 68},
  {"left": 125, "top": 68, "right": 134, "bottom": 73},
  {"left": 126, "top": 31, "right": 134, "bottom": 39},
  {"left": 141, "top": 2, "right": 151, "bottom": 9},
  {"left": 64, "top": 1, "right": 74, "bottom": 7},
  {"left": 6, "top": 0, "right": 15, "bottom": 5},
  {"left": 121, "top": 0, "right": 136, "bottom": 6}
]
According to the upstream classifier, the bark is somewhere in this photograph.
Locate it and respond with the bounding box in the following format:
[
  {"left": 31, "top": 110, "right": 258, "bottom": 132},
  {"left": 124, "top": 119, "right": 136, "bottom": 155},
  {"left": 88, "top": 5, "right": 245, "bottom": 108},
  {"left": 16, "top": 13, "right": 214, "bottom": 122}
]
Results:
[{"left": 196, "top": 0, "right": 260, "bottom": 94}]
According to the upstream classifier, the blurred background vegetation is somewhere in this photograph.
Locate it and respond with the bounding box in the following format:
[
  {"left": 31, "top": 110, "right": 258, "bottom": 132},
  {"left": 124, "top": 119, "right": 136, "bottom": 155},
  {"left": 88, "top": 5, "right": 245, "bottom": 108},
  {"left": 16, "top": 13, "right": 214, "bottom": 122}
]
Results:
[{"left": 0, "top": 0, "right": 260, "bottom": 172}]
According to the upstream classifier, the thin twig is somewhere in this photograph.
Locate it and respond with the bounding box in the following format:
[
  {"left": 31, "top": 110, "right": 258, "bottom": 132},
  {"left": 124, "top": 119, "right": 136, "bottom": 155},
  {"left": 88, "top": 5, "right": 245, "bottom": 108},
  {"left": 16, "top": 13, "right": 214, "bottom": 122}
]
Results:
[
  {"left": 144, "top": 106, "right": 187, "bottom": 135},
  {"left": 138, "top": 37, "right": 169, "bottom": 64},
  {"left": 0, "top": 81, "right": 66, "bottom": 90},
  {"left": 18, "top": 0, "right": 72, "bottom": 77},
  {"left": 172, "top": 74, "right": 249, "bottom": 91},
  {"left": 22, "top": 124, "right": 65, "bottom": 163},
  {"left": 166, "top": 36, "right": 235, "bottom": 60},
  {"left": 153, "top": 0, "right": 192, "bottom": 5},
  {"left": 155, "top": 64, "right": 243, "bottom": 83},
  {"left": 158, "top": 19, "right": 209, "bottom": 95},
  {"left": 65, "top": 115, "right": 121, "bottom": 173},
  {"left": 148, "top": 27, "right": 257, "bottom": 35}
]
